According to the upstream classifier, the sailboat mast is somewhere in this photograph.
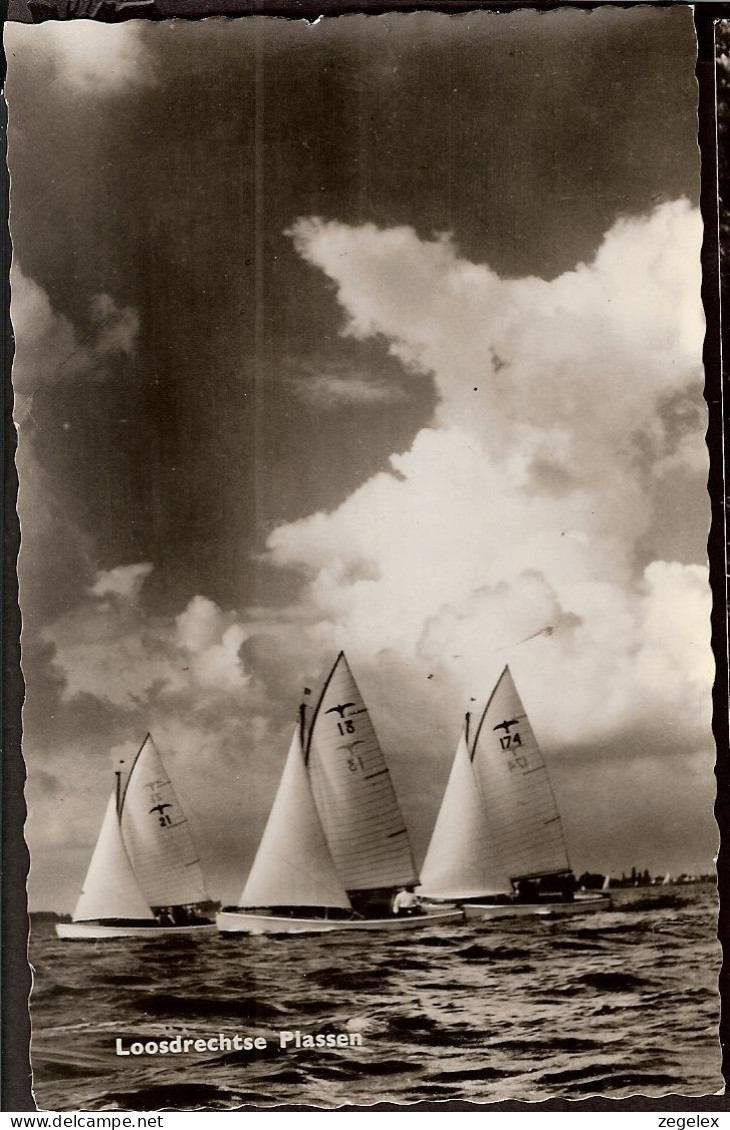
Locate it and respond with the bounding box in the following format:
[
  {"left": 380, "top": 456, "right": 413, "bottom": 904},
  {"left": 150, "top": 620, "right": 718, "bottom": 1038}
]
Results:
[
  {"left": 465, "top": 711, "right": 471, "bottom": 745},
  {"left": 115, "top": 771, "right": 122, "bottom": 817},
  {"left": 299, "top": 701, "right": 307, "bottom": 748},
  {"left": 119, "top": 734, "right": 152, "bottom": 817}
]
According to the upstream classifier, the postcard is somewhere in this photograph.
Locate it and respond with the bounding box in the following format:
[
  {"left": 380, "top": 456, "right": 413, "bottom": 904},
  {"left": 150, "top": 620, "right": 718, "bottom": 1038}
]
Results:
[{"left": 5, "top": 4, "right": 722, "bottom": 1111}]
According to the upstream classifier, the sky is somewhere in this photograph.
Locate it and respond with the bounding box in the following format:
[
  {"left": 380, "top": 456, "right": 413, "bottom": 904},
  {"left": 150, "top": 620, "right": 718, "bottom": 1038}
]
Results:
[{"left": 5, "top": 8, "right": 715, "bottom": 911}]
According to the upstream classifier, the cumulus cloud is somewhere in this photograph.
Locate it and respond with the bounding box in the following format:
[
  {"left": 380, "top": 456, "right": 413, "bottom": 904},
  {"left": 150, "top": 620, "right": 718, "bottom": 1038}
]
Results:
[
  {"left": 88, "top": 293, "right": 140, "bottom": 356},
  {"left": 12, "top": 268, "right": 142, "bottom": 666},
  {"left": 270, "top": 200, "right": 712, "bottom": 837},
  {"left": 28, "top": 200, "right": 715, "bottom": 900},
  {"left": 175, "top": 596, "right": 249, "bottom": 693},
  {"left": 36, "top": 565, "right": 289, "bottom": 893},
  {"left": 5, "top": 20, "right": 152, "bottom": 94},
  {"left": 91, "top": 563, "right": 153, "bottom": 602},
  {"left": 288, "top": 201, "right": 704, "bottom": 494},
  {"left": 45, "top": 565, "right": 250, "bottom": 709},
  {"left": 11, "top": 264, "right": 139, "bottom": 414}
]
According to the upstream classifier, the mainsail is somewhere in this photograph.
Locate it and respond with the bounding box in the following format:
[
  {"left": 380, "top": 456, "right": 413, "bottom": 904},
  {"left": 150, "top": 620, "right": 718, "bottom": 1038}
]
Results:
[
  {"left": 73, "top": 794, "right": 155, "bottom": 923},
  {"left": 419, "top": 727, "right": 512, "bottom": 899},
  {"left": 240, "top": 727, "right": 352, "bottom": 910},
  {"left": 120, "top": 735, "right": 209, "bottom": 908},
  {"left": 470, "top": 666, "right": 571, "bottom": 881},
  {"left": 306, "top": 652, "right": 418, "bottom": 890}
]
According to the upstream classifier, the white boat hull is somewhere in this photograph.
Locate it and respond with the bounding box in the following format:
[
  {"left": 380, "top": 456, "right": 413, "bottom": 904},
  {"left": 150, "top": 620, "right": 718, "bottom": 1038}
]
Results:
[
  {"left": 216, "top": 909, "right": 464, "bottom": 935},
  {"left": 463, "top": 894, "right": 612, "bottom": 920},
  {"left": 55, "top": 921, "right": 217, "bottom": 940}
]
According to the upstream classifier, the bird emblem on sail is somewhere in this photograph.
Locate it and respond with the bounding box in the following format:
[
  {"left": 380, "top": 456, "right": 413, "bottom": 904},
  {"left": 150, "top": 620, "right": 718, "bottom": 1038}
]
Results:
[
  {"left": 493, "top": 718, "right": 520, "bottom": 734},
  {"left": 337, "top": 740, "right": 365, "bottom": 754},
  {"left": 149, "top": 802, "right": 173, "bottom": 826},
  {"left": 325, "top": 702, "right": 356, "bottom": 719}
]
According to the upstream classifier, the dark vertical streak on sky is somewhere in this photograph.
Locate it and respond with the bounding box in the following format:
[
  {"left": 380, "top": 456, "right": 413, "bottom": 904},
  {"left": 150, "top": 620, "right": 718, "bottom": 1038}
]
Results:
[{"left": 254, "top": 26, "right": 266, "bottom": 574}]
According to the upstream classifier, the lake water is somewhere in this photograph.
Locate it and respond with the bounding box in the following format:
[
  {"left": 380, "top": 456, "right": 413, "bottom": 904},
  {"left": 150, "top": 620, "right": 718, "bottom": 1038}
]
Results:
[{"left": 29, "top": 885, "right": 721, "bottom": 1110}]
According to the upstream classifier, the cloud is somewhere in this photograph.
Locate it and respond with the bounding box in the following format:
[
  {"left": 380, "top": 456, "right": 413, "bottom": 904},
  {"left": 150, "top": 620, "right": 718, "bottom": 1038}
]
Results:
[
  {"left": 88, "top": 293, "right": 139, "bottom": 356},
  {"left": 35, "top": 566, "right": 286, "bottom": 892},
  {"left": 176, "top": 596, "right": 249, "bottom": 693},
  {"left": 12, "top": 266, "right": 142, "bottom": 643},
  {"left": 11, "top": 264, "right": 140, "bottom": 411},
  {"left": 45, "top": 565, "right": 251, "bottom": 709},
  {"left": 270, "top": 200, "right": 712, "bottom": 808},
  {"left": 5, "top": 21, "right": 153, "bottom": 94},
  {"left": 91, "top": 563, "right": 153, "bottom": 602},
  {"left": 289, "top": 367, "right": 407, "bottom": 408},
  {"left": 288, "top": 200, "right": 704, "bottom": 494},
  {"left": 27, "top": 200, "right": 715, "bottom": 904}
]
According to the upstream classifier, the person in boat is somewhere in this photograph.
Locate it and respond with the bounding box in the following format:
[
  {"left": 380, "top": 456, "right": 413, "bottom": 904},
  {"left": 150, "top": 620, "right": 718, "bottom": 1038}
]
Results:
[
  {"left": 515, "top": 878, "right": 538, "bottom": 903},
  {"left": 559, "top": 873, "right": 577, "bottom": 901},
  {"left": 187, "top": 904, "right": 214, "bottom": 924},
  {"left": 157, "top": 906, "right": 175, "bottom": 926},
  {"left": 391, "top": 886, "right": 422, "bottom": 916}
]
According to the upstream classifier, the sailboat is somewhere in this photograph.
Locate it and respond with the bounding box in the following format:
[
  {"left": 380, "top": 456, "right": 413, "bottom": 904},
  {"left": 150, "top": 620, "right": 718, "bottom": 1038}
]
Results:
[
  {"left": 217, "top": 652, "right": 463, "bottom": 934},
  {"left": 56, "top": 735, "right": 216, "bottom": 940},
  {"left": 418, "top": 723, "right": 513, "bottom": 905},
  {"left": 420, "top": 667, "right": 610, "bottom": 920}
]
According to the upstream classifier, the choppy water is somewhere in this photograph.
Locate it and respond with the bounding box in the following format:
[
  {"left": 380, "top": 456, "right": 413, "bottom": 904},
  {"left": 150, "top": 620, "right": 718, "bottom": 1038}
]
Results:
[{"left": 30, "top": 886, "right": 721, "bottom": 1110}]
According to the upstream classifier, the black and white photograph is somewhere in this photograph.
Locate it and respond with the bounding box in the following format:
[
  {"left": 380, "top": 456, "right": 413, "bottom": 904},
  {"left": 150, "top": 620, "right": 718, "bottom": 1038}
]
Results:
[{"left": 4, "top": 4, "right": 721, "bottom": 1110}]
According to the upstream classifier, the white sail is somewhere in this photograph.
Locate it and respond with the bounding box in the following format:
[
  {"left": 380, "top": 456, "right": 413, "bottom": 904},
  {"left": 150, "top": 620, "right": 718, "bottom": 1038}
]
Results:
[
  {"left": 306, "top": 652, "right": 418, "bottom": 890},
  {"left": 419, "top": 728, "right": 512, "bottom": 899},
  {"left": 240, "top": 728, "right": 352, "bottom": 910},
  {"left": 471, "top": 666, "right": 571, "bottom": 881},
  {"left": 120, "top": 735, "right": 208, "bottom": 907},
  {"left": 73, "top": 794, "right": 155, "bottom": 923}
]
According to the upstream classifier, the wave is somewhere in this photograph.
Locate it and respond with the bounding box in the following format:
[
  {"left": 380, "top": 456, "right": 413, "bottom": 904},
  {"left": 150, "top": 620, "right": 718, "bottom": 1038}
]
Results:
[
  {"left": 569, "top": 1071, "right": 681, "bottom": 1094},
  {"left": 311, "top": 968, "right": 391, "bottom": 991},
  {"left": 490, "top": 1037, "right": 608, "bottom": 1054},
  {"left": 573, "top": 971, "right": 649, "bottom": 992},
  {"left": 101, "top": 1082, "right": 245, "bottom": 1109},
  {"left": 31, "top": 982, "right": 88, "bottom": 1002},
  {"left": 29, "top": 885, "right": 720, "bottom": 1110},
  {"left": 342, "top": 1057, "right": 419, "bottom": 1076},
  {"left": 130, "top": 993, "right": 287, "bottom": 1022},
  {"left": 431, "top": 1065, "right": 508, "bottom": 1082}
]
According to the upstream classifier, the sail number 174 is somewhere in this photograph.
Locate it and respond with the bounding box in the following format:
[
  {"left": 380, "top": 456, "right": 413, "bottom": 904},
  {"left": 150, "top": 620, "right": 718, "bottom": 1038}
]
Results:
[{"left": 499, "top": 733, "right": 522, "bottom": 749}]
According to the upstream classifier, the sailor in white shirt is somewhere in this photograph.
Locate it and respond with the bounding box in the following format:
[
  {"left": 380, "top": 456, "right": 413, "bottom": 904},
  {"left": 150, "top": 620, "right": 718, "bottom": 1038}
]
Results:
[{"left": 391, "top": 886, "right": 419, "bottom": 916}]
